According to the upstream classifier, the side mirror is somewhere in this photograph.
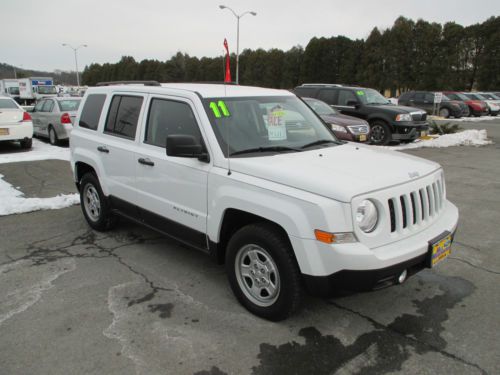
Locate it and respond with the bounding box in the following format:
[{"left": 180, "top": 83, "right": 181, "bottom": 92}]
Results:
[
  {"left": 166, "top": 134, "right": 209, "bottom": 162},
  {"left": 346, "top": 100, "right": 359, "bottom": 108}
]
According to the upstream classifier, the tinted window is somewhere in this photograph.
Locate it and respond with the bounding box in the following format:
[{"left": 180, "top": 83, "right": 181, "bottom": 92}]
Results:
[
  {"left": 42, "top": 100, "right": 54, "bottom": 112},
  {"left": 294, "top": 87, "right": 317, "bottom": 98},
  {"left": 399, "top": 92, "right": 412, "bottom": 101},
  {"left": 414, "top": 93, "right": 425, "bottom": 101},
  {"left": 337, "top": 90, "right": 357, "bottom": 106},
  {"left": 424, "top": 93, "right": 434, "bottom": 102},
  {"left": 79, "top": 94, "right": 106, "bottom": 130},
  {"left": 104, "top": 95, "right": 143, "bottom": 139},
  {"left": 317, "top": 89, "right": 337, "bottom": 104},
  {"left": 145, "top": 99, "right": 202, "bottom": 148}
]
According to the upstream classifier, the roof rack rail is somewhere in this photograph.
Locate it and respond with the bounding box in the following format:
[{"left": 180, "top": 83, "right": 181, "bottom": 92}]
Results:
[
  {"left": 300, "top": 83, "right": 344, "bottom": 87},
  {"left": 96, "top": 80, "right": 161, "bottom": 87}
]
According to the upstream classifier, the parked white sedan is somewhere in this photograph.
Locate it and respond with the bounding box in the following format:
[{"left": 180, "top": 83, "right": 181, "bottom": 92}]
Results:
[{"left": 0, "top": 96, "right": 33, "bottom": 149}]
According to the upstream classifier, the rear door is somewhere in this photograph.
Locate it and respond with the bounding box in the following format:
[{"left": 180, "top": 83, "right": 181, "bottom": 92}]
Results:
[
  {"left": 32, "top": 100, "right": 45, "bottom": 134},
  {"left": 135, "top": 95, "right": 210, "bottom": 250},
  {"left": 39, "top": 99, "right": 55, "bottom": 136},
  {"left": 98, "top": 93, "right": 147, "bottom": 217}
]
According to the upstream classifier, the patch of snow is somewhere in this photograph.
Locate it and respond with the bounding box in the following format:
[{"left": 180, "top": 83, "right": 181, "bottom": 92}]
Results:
[
  {"left": 388, "top": 98, "right": 398, "bottom": 105},
  {"left": 386, "top": 129, "right": 493, "bottom": 151},
  {"left": 428, "top": 115, "right": 499, "bottom": 122},
  {"left": 0, "top": 174, "right": 79, "bottom": 216},
  {"left": 0, "top": 138, "right": 70, "bottom": 164}
]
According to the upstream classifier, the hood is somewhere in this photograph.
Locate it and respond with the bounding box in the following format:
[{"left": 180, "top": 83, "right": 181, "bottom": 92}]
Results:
[
  {"left": 320, "top": 114, "right": 368, "bottom": 126},
  {"left": 229, "top": 143, "right": 440, "bottom": 202},
  {"left": 365, "top": 104, "right": 425, "bottom": 114}
]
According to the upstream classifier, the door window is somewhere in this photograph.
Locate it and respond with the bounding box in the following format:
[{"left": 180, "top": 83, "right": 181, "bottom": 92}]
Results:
[
  {"left": 337, "top": 90, "right": 357, "bottom": 106},
  {"left": 104, "top": 95, "right": 143, "bottom": 139},
  {"left": 317, "top": 89, "right": 337, "bottom": 104},
  {"left": 424, "top": 93, "right": 434, "bottom": 102},
  {"left": 145, "top": 98, "right": 202, "bottom": 148},
  {"left": 414, "top": 93, "right": 425, "bottom": 102},
  {"left": 34, "top": 100, "right": 45, "bottom": 112},
  {"left": 42, "top": 100, "right": 54, "bottom": 112}
]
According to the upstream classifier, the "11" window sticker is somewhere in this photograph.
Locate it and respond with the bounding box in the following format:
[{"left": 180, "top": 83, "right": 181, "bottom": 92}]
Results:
[{"left": 209, "top": 101, "right": 231, "bottom": 118}]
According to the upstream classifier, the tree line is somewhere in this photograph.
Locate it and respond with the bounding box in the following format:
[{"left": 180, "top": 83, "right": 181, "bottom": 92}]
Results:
[{"left": 82, "top": 16, "right": 500, "bottom": 94}]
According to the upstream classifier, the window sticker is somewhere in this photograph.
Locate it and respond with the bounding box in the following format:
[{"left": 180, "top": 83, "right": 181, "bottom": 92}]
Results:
[
  {"left": 209, "top": 102, "right": 222, "bottom": 118},
  {"left": 267, "top": 105, "right": 287, "bottom": 141},
  {"left": 356, "top": 90, "right": 365, "bottom": 96},
  {"left": 209, "top": 100, "right": 231, "bottom": 119}
]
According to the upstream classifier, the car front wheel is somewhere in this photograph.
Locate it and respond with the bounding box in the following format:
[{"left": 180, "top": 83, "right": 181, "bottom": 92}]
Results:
[
  {"left": 370, "top": 121, "right": 391, "bottom": 145},
  {"left": 226, "top": 223, "right": 303, "bottom": 321}
]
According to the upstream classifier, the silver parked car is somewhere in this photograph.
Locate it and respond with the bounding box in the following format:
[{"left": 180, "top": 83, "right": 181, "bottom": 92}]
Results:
[{"left": 31, "top": 97, "right": 81, "bottom": 145}]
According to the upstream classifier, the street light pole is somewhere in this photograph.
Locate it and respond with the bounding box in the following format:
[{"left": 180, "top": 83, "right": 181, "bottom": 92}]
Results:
[
  {"left": 62, "top": 43, "right": 87, "bottom": 87},
  {"left": 219, "top": 5, "right": 256, "bottom": 85}
]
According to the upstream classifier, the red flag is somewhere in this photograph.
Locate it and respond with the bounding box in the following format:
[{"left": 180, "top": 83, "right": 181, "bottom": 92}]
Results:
[{"left": 224, "top": 38, "right": 231, "bottom": 83}]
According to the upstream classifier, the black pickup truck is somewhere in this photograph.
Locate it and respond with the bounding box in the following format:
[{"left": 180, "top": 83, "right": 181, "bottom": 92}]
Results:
[{"left": 294, "top": 84, "right": 429, "bottom": 145}]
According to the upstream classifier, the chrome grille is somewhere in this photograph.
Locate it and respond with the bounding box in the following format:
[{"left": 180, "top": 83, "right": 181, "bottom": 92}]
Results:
[{"left": 388, "top": 177, "right": 444, "bottom": 233}]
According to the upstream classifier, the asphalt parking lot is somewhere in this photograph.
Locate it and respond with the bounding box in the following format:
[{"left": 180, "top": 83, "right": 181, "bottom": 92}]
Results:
[{"left": 1, "top": 120, "right": 499, "bottom": 375}]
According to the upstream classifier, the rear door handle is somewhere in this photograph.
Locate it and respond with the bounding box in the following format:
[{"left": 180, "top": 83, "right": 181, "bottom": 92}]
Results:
[
  {"left": 138, "top": 157, "right": 154, "bottom": 166},
  {"left": 97, "top": 146, "right": 109, "bottom": 153}
]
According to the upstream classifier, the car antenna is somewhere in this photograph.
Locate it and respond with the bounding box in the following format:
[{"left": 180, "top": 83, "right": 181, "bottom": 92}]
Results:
[{"left": 224, "top": 54, "right": 232, "bottom": 176}]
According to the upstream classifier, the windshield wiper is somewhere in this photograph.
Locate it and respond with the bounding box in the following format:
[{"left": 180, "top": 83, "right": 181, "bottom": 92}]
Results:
[
  {"left": 301, "top": 139, "right": 341, "bottom": 149},
  {"left": 230, "top": 146, "right": 302, "bottom": 156}
]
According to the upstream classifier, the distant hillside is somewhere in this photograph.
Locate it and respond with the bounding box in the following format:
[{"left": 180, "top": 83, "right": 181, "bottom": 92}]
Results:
[{"left": 0, "top": 62, "right": 78, "bottom": 85}]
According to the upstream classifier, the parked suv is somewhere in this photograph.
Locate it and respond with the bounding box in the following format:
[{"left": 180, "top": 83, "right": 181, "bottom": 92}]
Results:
[
  {"left": 71, "top": 82, "right": 459, "bottom": 320},
  {"left": 294, "top": 84, "right": 429, "bottom": 145},
  {"left": 398, "top": 91, "right": 468, "bottom": 118}
]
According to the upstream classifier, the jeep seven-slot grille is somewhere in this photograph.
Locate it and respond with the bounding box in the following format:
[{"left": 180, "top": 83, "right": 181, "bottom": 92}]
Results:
[{"left": 388, "top": 178, "right": 444, "bottom": 233}]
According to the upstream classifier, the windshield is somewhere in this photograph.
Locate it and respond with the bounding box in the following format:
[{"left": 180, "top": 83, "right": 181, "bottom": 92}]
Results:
[
  {"left": 8, "top": 87, "right": 20, "bottom": 95},
  {"left": 480, "top": 93, "right": 499, "bottom": 100},
  {"left": 58, "top": 99, "right": 81, "bottom": 112},
  {"left": 203, "top": 96, "right": 338, "bottom": 157},
  {"left": 304, "top": 98, "right": 337, "bottom": 115},
  {"left": 455, "top": 93, "right": 470, "bottom": 101},
  {"left": 0, "top": 98, "right": 19, "bottom": 109},
  {"left": 441, "top": 94, "right": 451, "bottom": 101},
  {"left": 356, "top": 89, "right": 390, "bottom": 105},
  {"left": 38, "top": 86, "right": 57, "bottom": 95}
]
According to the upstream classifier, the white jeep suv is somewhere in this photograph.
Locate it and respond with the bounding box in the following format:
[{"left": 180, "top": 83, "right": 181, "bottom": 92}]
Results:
[{"left": 70, "top": 82, "right": 459, "bottom": 321}]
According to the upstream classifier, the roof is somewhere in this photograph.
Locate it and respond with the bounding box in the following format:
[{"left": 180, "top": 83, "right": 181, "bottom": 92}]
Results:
[{"left": 87, "top": 83, "right": 294, "bottom": 99}]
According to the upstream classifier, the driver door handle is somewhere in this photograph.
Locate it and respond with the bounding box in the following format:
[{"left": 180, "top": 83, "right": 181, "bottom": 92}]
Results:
[{"left": 138, "top": 157, "right": 154, "bottom": 166}]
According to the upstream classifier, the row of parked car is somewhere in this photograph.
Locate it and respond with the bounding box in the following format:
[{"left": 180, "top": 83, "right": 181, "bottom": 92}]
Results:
[
  {"left": 398, "top": 90, "right": 500, "bottom": 118},
  {"left": 0, "top": 95, "right": 82, "bottom": 149}
]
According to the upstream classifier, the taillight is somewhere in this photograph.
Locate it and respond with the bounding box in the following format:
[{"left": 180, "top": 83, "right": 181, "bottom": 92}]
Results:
[
  {"left": 60, "top": 113, "right": 72, "bottom": 124},
  {"left": 22, "top": 111, "right": 32, "bottom": 122}
]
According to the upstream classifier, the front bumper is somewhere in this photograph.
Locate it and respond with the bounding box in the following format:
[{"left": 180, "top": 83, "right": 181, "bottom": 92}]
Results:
[
  {"left": 291, "top": 200, "right": 459, "bottom": 296},
  {"left": 391, "top": 122, "right": 429, "bottom": 140}
]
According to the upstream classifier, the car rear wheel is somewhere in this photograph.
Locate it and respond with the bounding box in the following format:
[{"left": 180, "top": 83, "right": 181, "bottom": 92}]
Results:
[
  {"left": 226, "top": 223, "right": 303, "bottom": 321},
  {"left": 370, "top": 121, "right": 391, "bottom": 145},
  {"left": 49, "top": 126, "right": 59, "bottom": 146},
  {"left": 20, "top": 138, "right": 32, "bottom": 149},
  {"left": 80, "top": 173, "right": 116, "bottom": 231},
  {"left": 439, "top": 107, "right": 450, "bottom": 118}
]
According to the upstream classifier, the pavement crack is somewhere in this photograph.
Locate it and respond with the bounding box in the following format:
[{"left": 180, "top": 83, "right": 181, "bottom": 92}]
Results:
[
  {"left": 449, "top": 256, "right": 500, "bottom": 275},
  {"left": 328, "top": 301, "right": 488, "bottom": 375}
]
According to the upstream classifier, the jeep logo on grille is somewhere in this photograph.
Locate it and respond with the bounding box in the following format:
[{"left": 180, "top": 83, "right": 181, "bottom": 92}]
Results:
[{"left": 408, "top": 171, "right": 420, "bottom": 178}]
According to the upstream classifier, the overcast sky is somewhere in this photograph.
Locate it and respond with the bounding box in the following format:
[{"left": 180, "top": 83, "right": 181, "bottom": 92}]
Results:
[{"left": 2, "top": 0, "right": 499, "bottom": 72}]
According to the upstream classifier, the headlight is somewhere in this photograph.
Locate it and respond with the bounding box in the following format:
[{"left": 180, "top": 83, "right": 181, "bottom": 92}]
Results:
[
  {"left": 395, "top": 114, "right": 412, "bottom": 121},
  {"left": 356, "top": 200, "right": 378, "bottom": 233},
  {"left": 330, "top": 124, "right": 347, "bottom": 133}
]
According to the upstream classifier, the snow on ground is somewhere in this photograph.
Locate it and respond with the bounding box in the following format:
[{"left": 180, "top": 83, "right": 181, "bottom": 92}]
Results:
[
  {"left": 428, "top": 115, "right": 499, "bottom": 122},
  {"left": 0, "top": 174, "right": 79, "bottom": 216},
  {"left": 386, "top": 129, "right": 492, "bottom": 151},
  {"left": 0, "top": 138, "right": 70, "bottom": 164}
]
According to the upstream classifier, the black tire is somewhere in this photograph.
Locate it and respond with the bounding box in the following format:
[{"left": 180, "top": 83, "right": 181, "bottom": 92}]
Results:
[
  {"left": 79, "top": 173, "right": 116, "bottom": 231},
  {"left": 369, "top": 120, "right": 391, "bottom": 145},
  {"left": 439, "top": 107, "right": 450, "bottom": 118},
  {"left": 20, "top": 138, "right": 32, "bottom": 149},
  {"left": 49, "top": 126, "right": 59, "bottom": 145},
  {"left": 225, "top": 223, "right": 303, "bottom": 321}
]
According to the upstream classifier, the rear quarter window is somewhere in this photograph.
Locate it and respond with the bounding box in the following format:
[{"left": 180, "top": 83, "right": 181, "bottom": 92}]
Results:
[{"left": 79, "top": 94, "right": 107, "bottom": 130}]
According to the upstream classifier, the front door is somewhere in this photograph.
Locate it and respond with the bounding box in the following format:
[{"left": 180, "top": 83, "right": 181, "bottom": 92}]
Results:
[{"left": 135, "top": 95, "right": 210, "bottom": 250}]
